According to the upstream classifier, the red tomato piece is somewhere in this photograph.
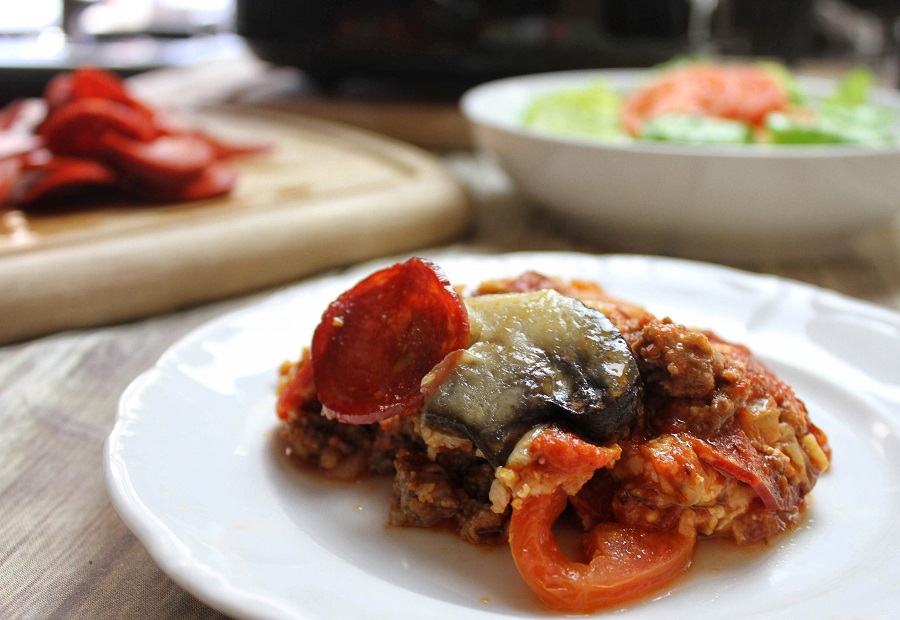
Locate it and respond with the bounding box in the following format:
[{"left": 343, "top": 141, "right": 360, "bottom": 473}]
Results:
[
  {"left": 310, "top": 257, "right": 470, "bottom": 424},
  {"left": 509, "top": 488, "right": 696, "bottom": 613},
  {"left": 39, "top": 98, "right": 157, "bottom": 158},
  {"left": 100, "top": 132, "right": 216, "bottom": 182},
  {"left": 527, "top": 426, "right": 621, "bottom": 484},
  {"left": 621, "top": 64, "right": 789, "bottom": 136}
]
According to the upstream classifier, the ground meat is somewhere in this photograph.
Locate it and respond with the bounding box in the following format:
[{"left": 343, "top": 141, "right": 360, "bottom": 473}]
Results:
[
  {"left": 475, "top": 271, "right": 830, "bottom": 544},
  {"left": 391, "top": 450, "right": 461, "bottom": 528},
  {"left": 606, "top": 317, "right": 829, "bottom": 542},
  {"left": 280, "top": 396, "right": 425, "bottom": 479},
  {"left": 456, "top": 501, "right": 506, "bottom": 543},
  {"left": 370, "top": 415, "right": 425, "bottom": 474},
  {"left": 278, "top": 270, "right": 830, "bottom": 550},
  {"left": 280, "top": 409, "right": 376, "bottom": 480},
  {"left": 277, "top": 357, "right": 507, "bottom": 544},
  {"left": 390, "top": 448, "right": 507, "bottom": 544},
  {"left": 631, "top": 318, "right": 725, "bottom": 400}
]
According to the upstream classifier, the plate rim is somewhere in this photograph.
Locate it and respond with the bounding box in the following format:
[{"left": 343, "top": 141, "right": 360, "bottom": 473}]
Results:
[{"left": 104, "top": 250, "right": 900, "bottom": 619}]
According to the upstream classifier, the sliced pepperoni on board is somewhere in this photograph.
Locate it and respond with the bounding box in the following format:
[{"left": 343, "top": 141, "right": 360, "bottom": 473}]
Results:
[
  {"left": 186, "top": 129, "right": 272, "bottom": 160},
  {"left": 43, "top": 67, "right": 154, "bottom": 119},
  {"left": 141, "top": 162, "right": 237, "bottom": 203},
  {"left": 39, "top": 98, "right": 158, "bottom": 158},
  {"left": 17, "top": 155, "right": 117, "bottom": 205},
  {"left": 1, "top": 67, "right": 268, "bottom": 210},
  {"left": 99, "top": 132, "right": 216, "bottom": 182},
  {"left": 311, "top": 257, "right": 470, "bottom": 424}
]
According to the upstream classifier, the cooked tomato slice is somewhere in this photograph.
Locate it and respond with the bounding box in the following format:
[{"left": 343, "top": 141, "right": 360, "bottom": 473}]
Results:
[
  {"left": 527, "top": 426, "right": 622, "bottom": 484},
  {"left": 509, "top": 488, "right": 696, "bottom": 613},
  {"left": 310, "top": 257, "right": 470, "bottom": 424}
]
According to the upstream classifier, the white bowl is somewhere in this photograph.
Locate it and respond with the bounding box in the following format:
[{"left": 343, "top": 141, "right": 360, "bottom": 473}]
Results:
[{"left": 460, "top": 69, "right": 900, "bottom": 259}]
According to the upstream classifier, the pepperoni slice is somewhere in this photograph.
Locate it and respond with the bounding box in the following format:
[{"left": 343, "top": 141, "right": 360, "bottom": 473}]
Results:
[
  {"left": 182, "top": 129, "right": 273, "bottom": 160},
  {"left": 161, "top": 162, "right": 236, "bottom": 202},
  {"left": 1, "top": 67, "right": 265, "bottom": 210},
  {"left": 69, "top": 67, "right": 136, "bottom": 102},
  {"left": 689, "top": 428, "right": 798, "bottom": 513},
  {"left": 18, "top": 155, "right": 117, "bottom": 205},
  {"left": 100, "top": 132, "right": 216, "bottom": 182},
  {"left": 44, "top": 67, "right": 154, "bottom": 119},
  {"left": 311, "top": 257, "right": 470, "bottom": 424},
  {"left": 39, "top": 98, "right": 158, "bottom": 158}
]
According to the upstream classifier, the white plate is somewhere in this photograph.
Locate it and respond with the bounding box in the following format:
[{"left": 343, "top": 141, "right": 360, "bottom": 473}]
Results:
[
  {"left": 460, "top": 70, "right": 900, "bottom": 259},
  {"left": 105, "top": 251, "right": 900, "bottom": 619}
]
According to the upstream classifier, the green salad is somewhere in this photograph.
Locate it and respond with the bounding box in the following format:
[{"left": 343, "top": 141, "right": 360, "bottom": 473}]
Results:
[{"left": 522, "top": 61, "right": 900, "bottom": 147}]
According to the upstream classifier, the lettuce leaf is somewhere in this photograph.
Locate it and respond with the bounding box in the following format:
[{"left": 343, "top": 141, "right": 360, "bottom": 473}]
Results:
[
  {"left": 640, "top": 114, "right": 753, "bottom": 145},
  {"left": 522, "top": 81, "right": 627, "bottom": 141}
]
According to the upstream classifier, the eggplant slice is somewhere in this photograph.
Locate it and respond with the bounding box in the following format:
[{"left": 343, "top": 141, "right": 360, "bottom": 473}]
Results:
[{"left": 421, "top": 290, "right": 642, "bottom": 468}]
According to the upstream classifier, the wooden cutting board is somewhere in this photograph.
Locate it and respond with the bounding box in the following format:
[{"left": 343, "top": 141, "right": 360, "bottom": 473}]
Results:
[{"left": 0, "top": 105, "right": 472, "bottom": 345}]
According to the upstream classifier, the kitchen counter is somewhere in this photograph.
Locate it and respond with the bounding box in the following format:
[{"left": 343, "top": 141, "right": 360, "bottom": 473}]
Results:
[{"left": 3, "top": 53, "right": 900, "bottom": 619}]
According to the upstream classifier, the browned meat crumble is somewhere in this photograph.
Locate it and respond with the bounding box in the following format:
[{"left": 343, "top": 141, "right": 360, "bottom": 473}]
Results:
[{"left": 277, "top": 271, "right": 830, "bottom": 547}]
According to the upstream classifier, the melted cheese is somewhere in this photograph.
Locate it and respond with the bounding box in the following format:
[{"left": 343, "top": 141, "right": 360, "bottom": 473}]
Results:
[{"left": 421, "top": 290, "right": 640, "bottom": 466}]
